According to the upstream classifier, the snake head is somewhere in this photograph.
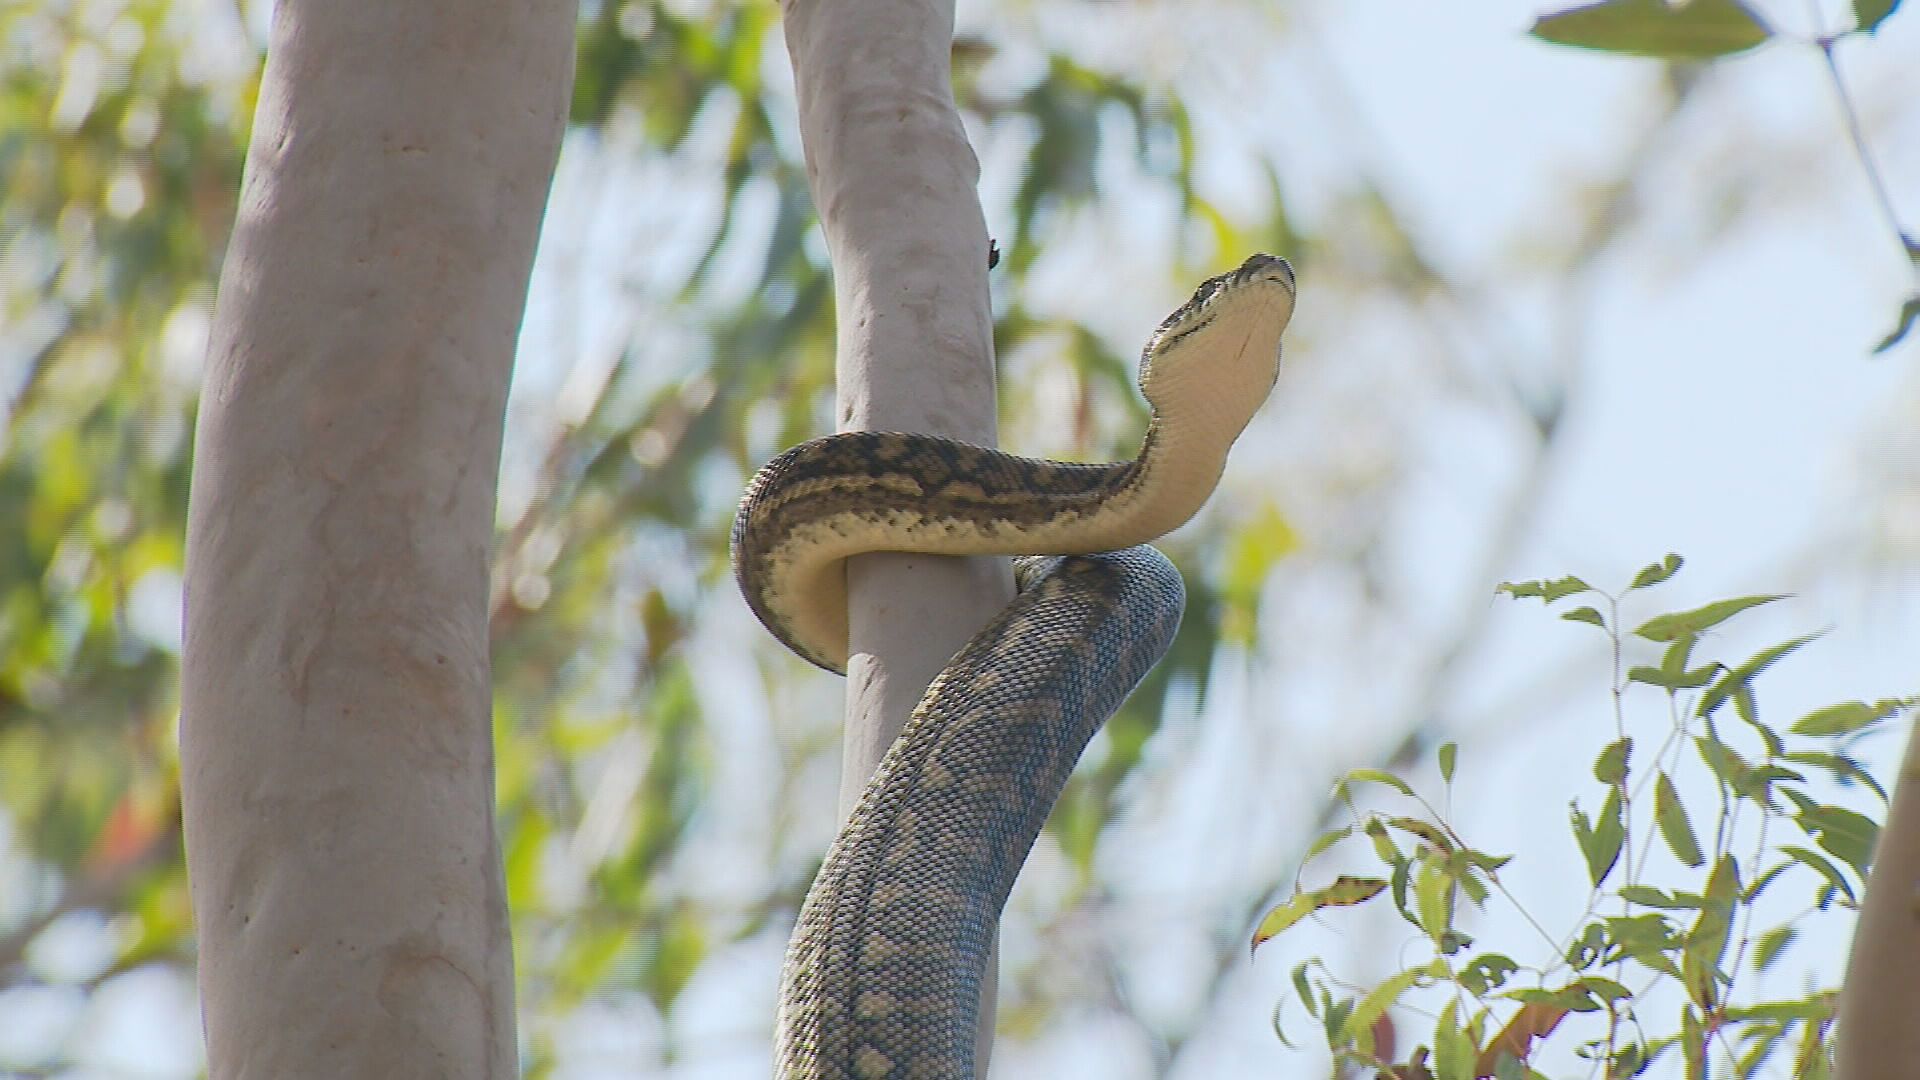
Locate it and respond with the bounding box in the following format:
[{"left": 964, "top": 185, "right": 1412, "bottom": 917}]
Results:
[{"left": 1138, "top": 253, "right": 1296, "bottom": 425}]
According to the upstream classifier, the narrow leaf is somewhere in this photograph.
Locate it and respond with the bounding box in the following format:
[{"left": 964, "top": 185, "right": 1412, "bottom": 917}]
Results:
[
  {"left": 1575, "top": 790, "right": 1626, "bottom": 886},
  {"left": 1439, "top": 741, "right": 1458, "bottom": 784},
  {"left": 1800, "top": 804, "right": 1879, "bottom": 879},
  {"left": 1698, "top": 633, "right": 1820, "bottom": 717},
  {"left": 1415, "top": 859, "right": 1455, "bottom": 943},
  {"left": 1780, "top": 844, "right": 1858, "bottom": 905},
  {"left": 1853, "top": 0, "right": 1902, "bottom": 33},
  {"left": 1753, "top": 925, "right": 1796, "bottom": 970},
  {"left": 1783, "top": 750, "right": 1890, "bottom": 803},
  {"left": 1251, "top": 876, "right": 1389, "bottom": 952},
  {"left": 1655, "top": 772, "right": 1705, "bottom": 867},
  {"left": 1594, "top": 737, "right": 1631, "bottom": 786},
  {"left": 1876, "top": 294, "right": 1920, "bottom": 353},
  {"left": 1635, "top": 594, "right": 1786, "bottom": 642},
  {"left": 1628, "top": 663, "right": 1719, "bottom": 689},
  {"left": 1629, "top": 553, "right": 1683, "bottom": 589},
  {"left": 1303, "top": 825, "right": 1355, "bottom": 862},
  {"left": 1341, "top": 963, "right": 1434, "bottom": 1049},
  {"left": 1792, "top": 699, "right": 1902, "bottom": 737},
  {"left": 1531, "top": 0, "right": 1773, "bottom": 59},
  {"left": 1498, "top": 574, "right": 1593, "bottom": 603},
  {"left": 1386, "top": 816, "right": 1455, "bottom": 853},
  {"left": 1344, "top": 768, "right": 1415, "bottom": 798},
  {"left": 1620, "top": 884, "right": 1706, "bottom": 909},
  {"left": 1561, "top": 605, "right": 1606, "bottom": 627}
]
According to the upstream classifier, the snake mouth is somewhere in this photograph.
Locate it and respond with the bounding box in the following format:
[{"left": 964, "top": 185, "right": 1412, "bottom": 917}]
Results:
[
  {"left": 1237, "top": 252, "right": 1296, "bottom": 295},
  {"left": 1149, "top": 253, "right": 1295, "bottom": 349}
]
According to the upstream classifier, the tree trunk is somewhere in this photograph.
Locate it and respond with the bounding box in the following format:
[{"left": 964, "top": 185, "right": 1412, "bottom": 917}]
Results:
[
  {"left": 179, "top": 1, "right": 572, "bottom": 1074},
  {"left": 779, "top": 0, "right": 1011, "bottom": 1067},
  {"left": 1837, "top": 730, "right": 1920, "bottom": 1079}
]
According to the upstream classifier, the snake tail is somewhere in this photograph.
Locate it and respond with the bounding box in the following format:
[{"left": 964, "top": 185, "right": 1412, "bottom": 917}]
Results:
[{"left": 775, "top": 548, "right": 1185, "bottom": 1080}]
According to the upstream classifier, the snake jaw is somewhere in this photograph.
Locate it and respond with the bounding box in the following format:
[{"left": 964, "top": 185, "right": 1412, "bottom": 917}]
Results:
[{"left": 1138, "top": 253, "right": 1295, "bottom": 437}]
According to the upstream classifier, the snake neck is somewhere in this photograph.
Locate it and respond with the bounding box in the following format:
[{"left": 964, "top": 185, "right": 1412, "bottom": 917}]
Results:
[{"left": 729, "top": 419, "right": 1231, "bottom": 674}]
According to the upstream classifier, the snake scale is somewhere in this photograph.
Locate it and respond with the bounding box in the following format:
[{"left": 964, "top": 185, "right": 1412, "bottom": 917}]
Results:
[{"left": 732, "top": 253, "right": 1296, "bottom": 1079}]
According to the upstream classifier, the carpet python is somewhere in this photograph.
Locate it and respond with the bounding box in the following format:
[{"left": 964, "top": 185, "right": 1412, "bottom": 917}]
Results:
[{"left": 732, "top": 253, "right": 1296, "bottom": 1078}]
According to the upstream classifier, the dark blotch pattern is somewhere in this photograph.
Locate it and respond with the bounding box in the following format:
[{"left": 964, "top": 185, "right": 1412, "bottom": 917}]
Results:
[
  {"left": 731, "top": 432, "right": 1145, "bottom": 670},
  {"left": 776, "top": 550, "right": 1184, "bottom": 1079}
]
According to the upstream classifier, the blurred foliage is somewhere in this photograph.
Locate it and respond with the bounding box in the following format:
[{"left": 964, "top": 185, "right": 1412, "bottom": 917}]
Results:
[
  {"left": 1532, "top": 0, "right": 1920, "bottom": 352},
  {"left": 0, "top": 0, "right": 1296, "bottom": 1072},
  {"left": 1258, "top": 557, "right": 1908, "bottom": 1080}
]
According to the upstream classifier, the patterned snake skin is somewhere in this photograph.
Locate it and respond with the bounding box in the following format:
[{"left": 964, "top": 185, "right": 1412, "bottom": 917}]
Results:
[{"left": 732, "top": 254, "right": 1296, "bottom": 1079}]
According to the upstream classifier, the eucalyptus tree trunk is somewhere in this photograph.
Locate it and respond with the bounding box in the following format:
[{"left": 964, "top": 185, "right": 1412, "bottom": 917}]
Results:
[
  {"left": 1838, "top": 737, "right": 1920, "bottom": 1080},
  {"left": 178, "top": 1, "right": 572, "bottom": 1074},
  {"left": 779, "top": 0, "right": 1012, "bottom": 1066}
]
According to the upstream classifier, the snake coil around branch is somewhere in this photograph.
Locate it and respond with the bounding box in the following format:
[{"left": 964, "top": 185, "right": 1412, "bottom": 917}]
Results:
[{"left": 733, "top": 253, "right": 1297, "bottom": 1079}]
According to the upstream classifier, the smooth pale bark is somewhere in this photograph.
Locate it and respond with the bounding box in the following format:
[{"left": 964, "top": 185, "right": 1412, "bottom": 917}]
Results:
[
  {"left": 179, "top": 1, "right": 571, "bottom": 1075},
  {"left": 780, "top": 0, "right": 1011, "bottom": 1067},
  {"left": 1837, "top": 731, "right": 1920, "bottom": 1079}
]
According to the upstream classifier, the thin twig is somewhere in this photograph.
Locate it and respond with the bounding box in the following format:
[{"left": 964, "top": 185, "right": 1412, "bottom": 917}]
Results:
[{"left": 1815, "top": 36, "right": 1918, "bottom": 272}]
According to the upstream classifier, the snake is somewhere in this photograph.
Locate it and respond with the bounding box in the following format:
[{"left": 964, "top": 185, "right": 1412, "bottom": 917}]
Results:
[{"left": 731, "top": 252, "right": 1296, "bottom": 1079}]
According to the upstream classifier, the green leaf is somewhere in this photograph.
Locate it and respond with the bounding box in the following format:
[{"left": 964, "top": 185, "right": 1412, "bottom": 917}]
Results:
[
  {"left": 1594, "top": 737, "right": 1632, "bottom": 786},
  {"left": 1630, "top": 634, "right": 1723, "bottom": 689},
  {"left": 1635, "top": 594, "right": 1786, "bottom": 643},
  {"left": 1800, "top": 803, "right": 1879, "bottom": 879},
  {"left": 1782, "top": 750, "right": 1890, "bottom": 804},
  {"left": 1653, "top": 772, "right": 1705, "bottom": 868},
  {"left": 1573, "top": 789, "right": 1626, "bottom": 886},
  {"left": 1565, "top": 921, "right": 1607, "bottom": 969},
  {"left": 1251, "top": 876, "right": 1389, "bottom": 952},
  {"left": 1291, "top": 962, "right": 1317, "bottom": 1018},
  {"left": 1576, "top": 976, "right": 1633, "bottom": 1005},
  {"left": 1630, "top": 553, "right": 1684, "bottom": 589},
  {"left": 1498, "top": 574, "right": 1593, "bottom": 603},
  {"left": 1604, "top": 913, "right": 1682, "bottom": 977},
  {"left": 1439, "top": 741, "right": 1458, "bottom": 784},
  {"left": 1628, "top": 663, "right": 1720, "bottom": 689},
  {"left": 1342, "top": 963, "right": 1437, "bottom": 1052},
  {"left": 1680, "top": 856, "right": 1739, "bottom": 1008},
  {"left": 1385, "top": 815, "right": 1455, "bottom": 853},
  {"left": 1415, "top": 858, "right": 1456, "bottom": 943},
  {"left": 1619, "top": 884, "right": 1706, "bottom": 909},
  {"left": 1698, "top": 633, "right": 1820, "bottom": 717},
  {"left": 1365, "top": 818, "right": 1404, "bottom": 865},
  {"left": 1531, "top": 0, "right": 1772, "bottom": 59},
  {"left": 1792, "top": 699, "right": 1905, "bottom": 737},
  {"left": 1561, "top": 605, "right": 1606, "bottom": 627},
  {"left": 1433, "top": 998, "right": 1476, "bottom": 1080},
  {"left": 1744, "top": 861, "right": 1791, "bottom": 903},
  {"left": 1753, "top": 925, "right": 1796, "bottom": 971},
  {"left": 1853, "top": 0, "right": 1903, "bottom": 33},
  {"left": 1780, "top": 844, "right": 1858, "bottom": 905},
  {"left": 1697, "top": 734, "right": 1761, "bottom": 800},
  {"left": 1303, "top": 824, "right": 1356, "bottom": 862},
  {"left": 1343, "top": 768, "right": 1415, "bottom": 798},
  {"left": 1874, "top": 295, "right": 1920, "bottom": 353},
  {"left": 1461, "top": 953, "right": 1520, "bottom": 995}
]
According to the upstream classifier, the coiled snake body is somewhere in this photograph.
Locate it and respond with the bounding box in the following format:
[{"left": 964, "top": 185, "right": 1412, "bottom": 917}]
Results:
[{"left": 732, "top": 254, "right": 1296, "bottom": 1079}]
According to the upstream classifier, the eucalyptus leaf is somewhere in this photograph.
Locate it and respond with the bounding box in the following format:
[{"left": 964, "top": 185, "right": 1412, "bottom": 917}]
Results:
[
  {"left": 1532, "top": 0, "right": 1773, "bottom": 59},
  {"left": 1853, "top": 0, "right": 1903, "bottom": 35}
]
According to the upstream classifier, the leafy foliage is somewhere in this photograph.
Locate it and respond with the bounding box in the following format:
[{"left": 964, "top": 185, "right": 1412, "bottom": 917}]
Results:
[
  {"left": 1258, "top": 557, "right": 1908, "bottom": 1079},
  {"left": 0, "top": 0, "right": 1301, "bottom": 1072}
]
